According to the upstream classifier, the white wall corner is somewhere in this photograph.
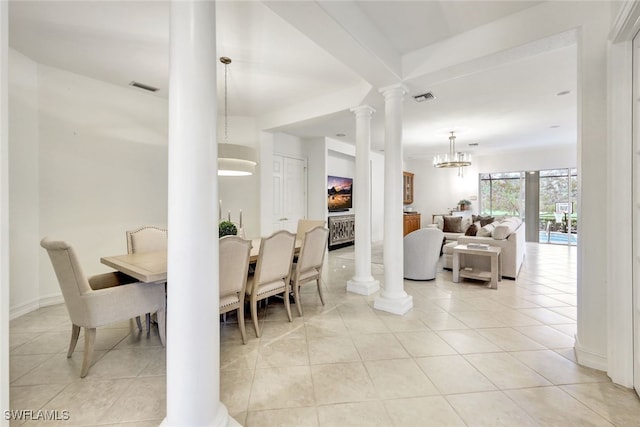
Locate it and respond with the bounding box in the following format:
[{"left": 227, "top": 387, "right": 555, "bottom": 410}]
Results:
[{"left": 575, "top": 334, "right": 608, "bottom": 373}]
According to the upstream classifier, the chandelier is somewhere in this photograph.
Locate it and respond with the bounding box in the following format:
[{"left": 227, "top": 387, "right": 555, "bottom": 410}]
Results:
[
  {"left": 218, "top": 57, "right": 257, "bottom": 176},
  {"left": 433, "top": 131, "right": 471, "bottom": 174}
]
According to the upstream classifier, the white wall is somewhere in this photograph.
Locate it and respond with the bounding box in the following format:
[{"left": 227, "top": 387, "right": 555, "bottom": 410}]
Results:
[
  {"left": 477, "top": 145, "right": 577, "bottom": 173},
  {"left": 406, "top": 159, "right": 480, "bottom": 226},
  {"left": 8, "top": 49, "right": 40, "bottom": 317},
  {"left": 218, "top": 115, "right": 260, "bottom": 237},
  {"left": 7, "top": 60, "right": 171, "bottom": 315},
  {"left": 304, "top": 137, "right": 327, "bottom": 222}
]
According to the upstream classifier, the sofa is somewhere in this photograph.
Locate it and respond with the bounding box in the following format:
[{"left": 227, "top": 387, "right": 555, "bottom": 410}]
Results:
[{"left": 442, "top": 217, "right": 526, "bottom": 279}]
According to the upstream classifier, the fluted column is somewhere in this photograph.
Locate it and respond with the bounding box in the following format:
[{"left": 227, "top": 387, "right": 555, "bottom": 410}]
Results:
[
  {"left": 374, "top": 84, "right": 413, "bottom": 315},
  {"left": 163, "top": 2, "right": 235, "bottom": 426},
  {"left": 347, "top": 105, "right": 380, "bottom": 295}
]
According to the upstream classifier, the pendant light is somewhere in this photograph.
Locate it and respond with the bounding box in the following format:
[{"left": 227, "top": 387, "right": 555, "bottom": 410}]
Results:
[
  {"left": 433, "top": 131, "right": 472, "bottom": 171},
  {"left": 218, "top": 57, "right": 257, "bottom": 176}
]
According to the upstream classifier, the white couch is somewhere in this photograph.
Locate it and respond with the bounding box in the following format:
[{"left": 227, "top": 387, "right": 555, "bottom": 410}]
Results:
[{"left": 443, "top": 217, "right": 526, "bottom": 279}]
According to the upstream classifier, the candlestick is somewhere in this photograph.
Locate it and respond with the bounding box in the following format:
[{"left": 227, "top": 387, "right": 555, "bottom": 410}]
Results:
[
  {"left": 239, "top": 210, "right": 242, "bottom": 227},
  {"left": 219, "top": 200, "right": 222, "bottom": 221},
  {"left": 228, "top": 210, "right": 231, "bottom": 221}
]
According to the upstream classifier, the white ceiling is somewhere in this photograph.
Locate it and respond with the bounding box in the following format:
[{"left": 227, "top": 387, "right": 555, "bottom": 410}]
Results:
[{"left": 8, "top": 0, "right": 576, "bottom": 159}]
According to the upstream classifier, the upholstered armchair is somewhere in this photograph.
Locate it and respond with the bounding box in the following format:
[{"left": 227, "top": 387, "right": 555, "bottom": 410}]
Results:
[
  {"left": 403, "top": 228, "right": 444, "bottom": 280},
  {"left": 41, "top": 238, "right": 166, "bottom": 378}
]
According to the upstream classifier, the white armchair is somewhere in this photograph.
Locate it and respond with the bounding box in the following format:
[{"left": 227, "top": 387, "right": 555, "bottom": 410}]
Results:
[
  {"left": 403, "top": 228, "right": 444, "bottom": 280},
  {"left": 41, "top": 238, "right": 166, "bottom": 377}
]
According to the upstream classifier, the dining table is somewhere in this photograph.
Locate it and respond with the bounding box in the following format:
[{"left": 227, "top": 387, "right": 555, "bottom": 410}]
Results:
[{"left": 100, "top": 237, "right": 302, "bottom": 283}]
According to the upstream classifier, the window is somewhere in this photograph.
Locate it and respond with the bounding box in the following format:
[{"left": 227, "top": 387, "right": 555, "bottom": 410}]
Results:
[{"left": 479, "top": 172, "right": 525, "bottom": 217}]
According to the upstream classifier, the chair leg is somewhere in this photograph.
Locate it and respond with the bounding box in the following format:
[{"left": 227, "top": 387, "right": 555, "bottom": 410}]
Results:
[
  {"left": 135, "top": 316, "right": 143, "bottom": 332},
  {"left": 250, "top": 296, "right": 261, "bottom": 338},
  {"left": 67, "top": 324, "right": 80, "bottom": 358},
  {"left": 293, "top": 282, "right": 303, "bottom": 317},
  {"left": 284, "top": 285, "right": 292, "bottom": 322},
  {"left": 80, "top": 327, "right": 96, "bottom": 378},
  {"left": 146, "top": 313, "right": 151, "bottom": 337},
  {"left": 157, "top": 309, "right": 166, "bottom": 347},
  {"left": 316, "top": 278, "right": 325, "bottom": 306},
  {"left": 237, "top": 306, "right": 247, "bottom": 345}
]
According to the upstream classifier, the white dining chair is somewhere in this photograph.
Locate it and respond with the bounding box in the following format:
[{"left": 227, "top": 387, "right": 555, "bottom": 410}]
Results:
[
  {"left": 295, "top": 219, "right": 326, "bottom": 242},
  {"left": 219, "top": 236, "right": 252, "bottom": 344},
  {"left": 290, "top": 226, "right": 329, "bottom": 316},
  {"left": 126, "top": 225, "right": 167, "bottom": 333},
  {"left": 40, "top": 238, "right": 166, "bottom": 377},
  {"left": 245, "top": 230, "right": 296, "bottom": 337}
]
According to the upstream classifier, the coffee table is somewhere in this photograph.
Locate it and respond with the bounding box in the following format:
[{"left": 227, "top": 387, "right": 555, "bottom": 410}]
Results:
[{"left": 452, "top": 244, "right": 502, "bottom": 289}]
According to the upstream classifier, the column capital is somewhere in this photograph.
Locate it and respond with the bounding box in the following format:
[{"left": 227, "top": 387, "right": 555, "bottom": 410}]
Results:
[
  {"left": 350, "top": 104, "right": 376, "bottom": 116},
  {"left": 378, "top": 83, "right": 409, "bottom": 99}
]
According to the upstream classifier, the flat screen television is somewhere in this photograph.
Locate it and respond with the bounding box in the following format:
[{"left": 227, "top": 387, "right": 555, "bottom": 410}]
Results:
[{"left": 327, "top": 175, "right": 353, "bottom": 212}]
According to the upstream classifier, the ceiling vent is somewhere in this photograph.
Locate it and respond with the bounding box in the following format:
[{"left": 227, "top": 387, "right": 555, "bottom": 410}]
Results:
[
  {"left": 129, "top": 81, "right": 159, "bottom": 92},
  {"left": 413, "top": 92, "right": 435, "bottom": 102}
]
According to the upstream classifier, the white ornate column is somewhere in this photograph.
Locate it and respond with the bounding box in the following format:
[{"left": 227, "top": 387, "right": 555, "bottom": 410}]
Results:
[
  {"left": 163, "top": 2, "right": 235, "bottom": 426},
  {"left": 347, "top": 105, "right": 380, "bottom": 295},
  {"left": 374, "top": 84, "right": 413, "bottom": 315}
]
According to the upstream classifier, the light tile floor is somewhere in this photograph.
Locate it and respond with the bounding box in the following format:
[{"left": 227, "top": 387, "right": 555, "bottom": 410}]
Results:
[{"left": 9, "top": 242, "right": 640, "bottom": 426}]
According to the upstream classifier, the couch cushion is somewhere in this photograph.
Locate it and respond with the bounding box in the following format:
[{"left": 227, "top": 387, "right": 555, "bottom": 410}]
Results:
[
  {"left": 477, "top": 221, "right": 498, "bottom": 237},
  {"left": 492, "top": 218, "right": 521, "bottom": 240},
  {"left": 443, "top": 216, "right": 462, "bottom": 233}
]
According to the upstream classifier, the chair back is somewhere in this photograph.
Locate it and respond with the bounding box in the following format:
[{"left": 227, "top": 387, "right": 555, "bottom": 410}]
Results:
[
  {"left": 219, "top": 236, "right": 252, "bottom": 297},
  {"left": 126, "top": 226, "right": 168, "bottom": 254},
  {"left": 254, "top": 230, "right": 296, "bottom": 285},
  {"left": 403, "top": 227, "right": 444, "bottom": 280},
  {"left": 40, "top": 238, "right": 92, "bottom": 323},
  {"left": 296, "top": 219, "right": 326, "bottom": 241},
  {"left": 296, "top": 226, "right": 329, "bottom": 275}
]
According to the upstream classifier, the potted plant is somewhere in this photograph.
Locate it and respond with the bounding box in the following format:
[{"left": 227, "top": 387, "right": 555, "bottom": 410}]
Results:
[
  {"left": 458, "top": 199, "right": 472, "bottom": 211},
  {"left": 218, "top": 220, "right": 238, "bottom": 238}
]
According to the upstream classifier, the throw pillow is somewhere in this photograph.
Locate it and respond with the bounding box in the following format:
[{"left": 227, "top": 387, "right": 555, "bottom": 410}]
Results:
[
  {"left": 464, "top": 224, "right": 478, "bottom": 236},
  {"left": 460, "top": 217, "right": 473, "bottom": 233},
  {"left": 479, "top": 216, "right": 495, "bottom": 227},
  {"left": 443, "top": 216, "right": 462, "bottom": 233}
]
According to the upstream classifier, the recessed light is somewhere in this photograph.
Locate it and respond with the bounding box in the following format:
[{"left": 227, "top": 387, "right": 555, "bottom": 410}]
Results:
[
  {"left": 336, "top": 133, "right": 346, "bottom": 137},
  {"left": 556, "top": 90, "right": 571, "bottom": 96}
]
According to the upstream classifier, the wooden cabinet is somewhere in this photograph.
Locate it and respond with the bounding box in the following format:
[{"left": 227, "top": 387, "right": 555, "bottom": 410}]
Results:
[
  {"left": 403, "top": 172, "right": 414, "bottom": 204},
  {"left": 403, "top": 213, "right": 421, "bottom": 236}
]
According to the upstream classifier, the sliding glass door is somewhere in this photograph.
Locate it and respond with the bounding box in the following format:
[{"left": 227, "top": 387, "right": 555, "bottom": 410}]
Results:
[{"left": 539, "top": 168, "right": 577, "bottom": 245}]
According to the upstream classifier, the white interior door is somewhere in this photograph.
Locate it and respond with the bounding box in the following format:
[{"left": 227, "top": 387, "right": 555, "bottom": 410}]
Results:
[
  {"left": 633, "top": 33, "right": 640, "bottom": 397},
  {"left": 272, "top": 155, "right": 307, "bottom": 233}
]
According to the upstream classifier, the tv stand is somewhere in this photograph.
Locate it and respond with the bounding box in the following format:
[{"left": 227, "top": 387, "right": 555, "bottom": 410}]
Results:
[{"left": 328, "top": 214, "right": 355, "bottom": 249}]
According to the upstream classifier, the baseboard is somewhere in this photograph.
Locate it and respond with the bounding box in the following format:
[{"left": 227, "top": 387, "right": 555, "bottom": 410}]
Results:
[
  {"left": 574, "top": 334, "right": 608, "bottom": 372},
  {"left": 10, "top": 298, "right": 40, "bottom": 320},
  {"left": 39, "top": 293, "right": 64, "bottom": 308},
  {"left": 10, "top": 292, "right": 64, "bottom": 320}
]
